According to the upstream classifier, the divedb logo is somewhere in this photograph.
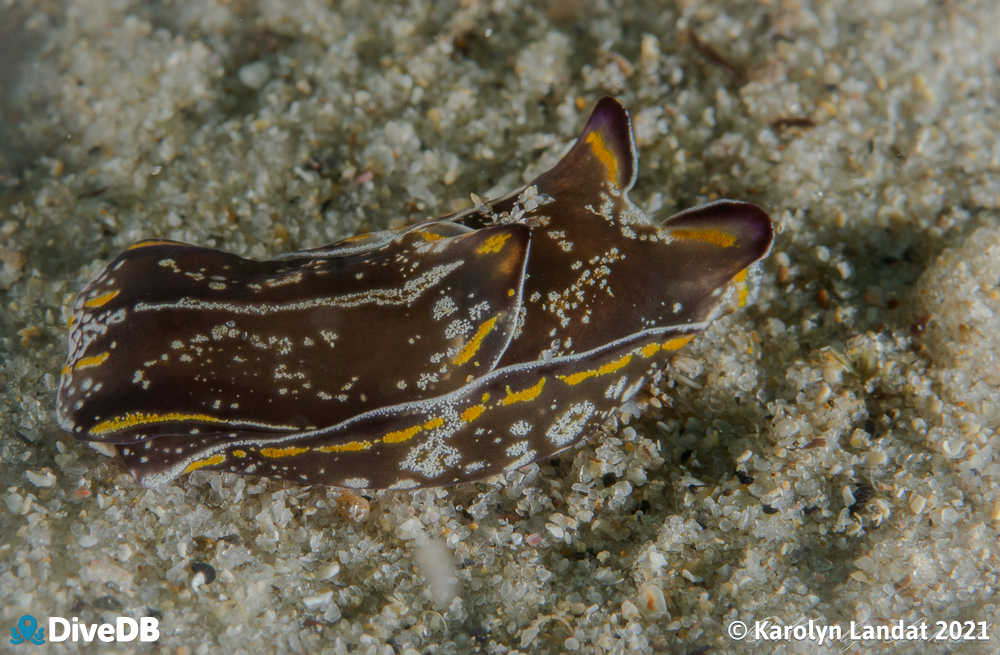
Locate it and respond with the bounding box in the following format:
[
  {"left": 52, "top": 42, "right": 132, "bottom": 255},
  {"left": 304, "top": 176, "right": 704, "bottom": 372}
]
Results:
[{"left": 10, "top": 614, "right": 160, "bottom": 645}]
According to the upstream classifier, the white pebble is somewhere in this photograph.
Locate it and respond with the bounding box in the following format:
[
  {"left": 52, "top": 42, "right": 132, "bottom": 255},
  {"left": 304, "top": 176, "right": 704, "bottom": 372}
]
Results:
[
  {"left": 303, "top": 591, "right": 334, "bottom": 610},
  {"left": 239, "top": 61, "right": 271, "bottom": 90},
  {"left": 25, "top": 469, "right": 57, "bottom": 488}
]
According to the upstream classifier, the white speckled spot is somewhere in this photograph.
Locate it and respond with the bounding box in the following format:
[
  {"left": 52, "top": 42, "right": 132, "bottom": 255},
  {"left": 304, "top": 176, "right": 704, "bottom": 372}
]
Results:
[
  {"left": 432, "top": 296, "right": 458, "bottom": 320},
  {"left": 510, "top": 420, "right": 532, "bottom": 436},
  {"left": 401, "top": 439, "right": 461, "bottom": 479},
  {"left": 505, "top": 440, "right": 530, "bottom": 457},
  {"left": 545, "top": 400, "right": 595, "bottom": 447}
]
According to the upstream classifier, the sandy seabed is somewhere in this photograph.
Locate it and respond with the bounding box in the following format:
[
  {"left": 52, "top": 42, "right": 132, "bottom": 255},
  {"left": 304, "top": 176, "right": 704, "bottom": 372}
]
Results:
[{"left": 1, "top": 1, "right": 998, "bottom": 653}]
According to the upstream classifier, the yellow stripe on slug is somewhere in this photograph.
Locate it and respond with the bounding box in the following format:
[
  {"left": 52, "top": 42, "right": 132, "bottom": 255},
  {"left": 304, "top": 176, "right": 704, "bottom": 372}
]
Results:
[
  {"left": 418, "top": 230, "right": 445, "bottom": 242},
  {"left": 260, "top": 446, "right": 309, "bottom": 458},
  {"left": 316, "top": 440, "right": 372, "bottom": 453},
  {"left": 341, "top": 233, "right": 373, "bottom": 243},
  {"left": 595, "top": 353, "right": 633, "bottom": 374},
  {"left": 586, "top": 131, "right": 619, "bottom": 185},
  {"left": 558, "top": 354, "right": 633, "bottom": 386},
  {"left": 233, "top": 449, "right": 247, "bottom": 458},
  {"left": 733, "top": 269, "right": 749, "bottom": 307},
  {"left": 501, "top": 377, "right": 546, "bottom": 406},
  {"left": 671, "top": 228, "right": 736, "bottom": 248},
  {"left": 461, "top": 404, "right": 485, "bottom": 422},
  {"left": 640, "top": 343, "right": 661, "bottom": 358},
  {"left": 127, "top": 240, "right": 179, "bottom": 250},
  {"left": 661, "top": 335, "right": 695, "bottom": 351},
  {"left": 84, "top": 290, "right": 120, "bottom": 308},
  {"left": 72, "top": 351, "right": 111, "bottom": 372},
  {"left": 184, "top": 454, "right": 226, "bottom": 473},
  {"left": 89, "top": 411, "right": 229, "bottom": 436},
  {"left": 378, "top": 416, "right": 446, "bottom": 446},
  {"left": 452, "top": 315, "right": 499, "bottom": 365},
  {"left": 476, "top": 232, "right": 512, "bottom": 255},
  {"left": 382, "top": 425, "right": 422, "bottom": 444}
]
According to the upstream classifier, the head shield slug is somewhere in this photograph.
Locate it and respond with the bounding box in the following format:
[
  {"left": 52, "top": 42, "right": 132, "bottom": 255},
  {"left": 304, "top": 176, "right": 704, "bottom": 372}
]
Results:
[{"left": 57, "top": 97, "right": 774, "bottom": 489}]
